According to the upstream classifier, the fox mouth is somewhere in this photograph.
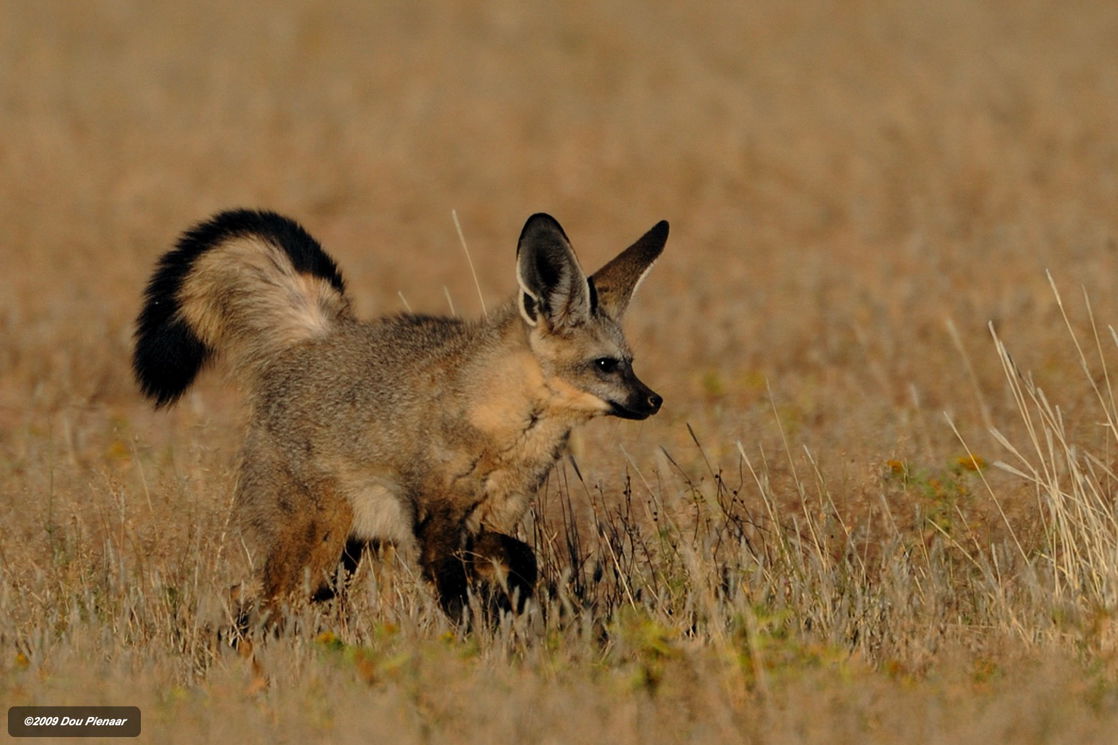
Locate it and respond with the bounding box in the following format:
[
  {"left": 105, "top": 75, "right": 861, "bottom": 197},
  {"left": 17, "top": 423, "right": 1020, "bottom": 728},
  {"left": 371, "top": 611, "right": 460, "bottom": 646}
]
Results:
[{"left": 608, "top": 401, "right": 656, "bottom": 420}]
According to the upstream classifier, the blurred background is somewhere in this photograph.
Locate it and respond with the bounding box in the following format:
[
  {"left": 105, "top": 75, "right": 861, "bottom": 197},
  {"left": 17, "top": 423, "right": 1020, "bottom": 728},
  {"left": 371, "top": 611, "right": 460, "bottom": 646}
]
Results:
[{"left": 3, "top": 0, "right": 1118, "bottom": 515}]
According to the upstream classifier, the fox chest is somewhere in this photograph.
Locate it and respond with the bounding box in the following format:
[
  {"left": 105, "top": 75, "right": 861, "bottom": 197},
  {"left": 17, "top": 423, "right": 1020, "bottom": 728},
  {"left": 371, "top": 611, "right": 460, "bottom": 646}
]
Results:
[{"left": 440, "top": 416, "right": 571, "bottom": 533}]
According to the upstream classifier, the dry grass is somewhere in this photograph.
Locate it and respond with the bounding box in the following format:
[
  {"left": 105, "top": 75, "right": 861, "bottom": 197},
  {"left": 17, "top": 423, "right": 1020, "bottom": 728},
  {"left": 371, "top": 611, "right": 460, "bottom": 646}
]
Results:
[{"left": 3, "top": 0, "right": 1118, "bottom": 742}]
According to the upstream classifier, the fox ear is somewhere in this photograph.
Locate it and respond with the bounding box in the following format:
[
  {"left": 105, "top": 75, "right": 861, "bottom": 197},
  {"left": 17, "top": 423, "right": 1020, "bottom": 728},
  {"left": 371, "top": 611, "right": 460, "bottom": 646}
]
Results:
[
  {"left": 590, "top": 220, "right": 668, "bottom": 320},
  {"left": 516, "top": 214, "right": 592, "bottom": 329}
]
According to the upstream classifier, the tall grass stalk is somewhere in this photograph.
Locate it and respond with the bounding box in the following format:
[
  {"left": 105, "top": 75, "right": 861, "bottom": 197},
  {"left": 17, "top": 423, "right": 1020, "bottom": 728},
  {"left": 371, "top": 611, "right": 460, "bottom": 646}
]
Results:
[{"left": 987, "top": 276, "right": 1118, "bottom": 639}]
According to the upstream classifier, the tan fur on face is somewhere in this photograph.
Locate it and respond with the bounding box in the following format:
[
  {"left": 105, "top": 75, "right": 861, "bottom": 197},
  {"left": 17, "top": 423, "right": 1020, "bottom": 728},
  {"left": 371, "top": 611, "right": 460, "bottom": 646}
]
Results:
[
  {"left": 526, "top": 327, "right": 614, "bottom": 417},
  {"left": 542, "top": 376, "right": 613, "bottom": 417}
]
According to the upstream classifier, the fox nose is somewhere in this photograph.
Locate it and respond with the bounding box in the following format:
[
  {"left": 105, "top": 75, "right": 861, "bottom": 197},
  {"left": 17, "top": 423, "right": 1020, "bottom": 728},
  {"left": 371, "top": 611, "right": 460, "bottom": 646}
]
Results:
[{"left": 647, "top": 392, "right": 663, "bottom": 413}]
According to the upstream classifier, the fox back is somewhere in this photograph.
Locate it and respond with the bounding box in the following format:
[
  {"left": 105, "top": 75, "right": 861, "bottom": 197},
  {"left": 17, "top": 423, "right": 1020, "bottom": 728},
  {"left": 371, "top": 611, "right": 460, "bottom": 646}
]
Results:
[{"left": 134, "top": 210, "right": 668, "bottom": 619}]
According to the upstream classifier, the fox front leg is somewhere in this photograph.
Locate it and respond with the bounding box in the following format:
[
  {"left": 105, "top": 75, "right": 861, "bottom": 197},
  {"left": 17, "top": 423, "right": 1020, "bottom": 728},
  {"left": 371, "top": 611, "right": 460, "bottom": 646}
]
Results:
[
  {"left": 414, "top": 507, "right": 472, "bottom": 619},
  {"left": 470, "top": 531, "right": 537, "bottom": 614},
  {"left": 413, "top": 507, "right": 538, "bottom": 619}
]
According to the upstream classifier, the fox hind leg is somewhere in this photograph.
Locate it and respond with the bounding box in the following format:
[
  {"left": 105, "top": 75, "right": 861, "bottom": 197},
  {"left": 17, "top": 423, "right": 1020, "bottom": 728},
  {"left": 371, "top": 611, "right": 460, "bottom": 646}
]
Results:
[
  {"left": 227, "top": 475, "right": 356, "bottom": 632},
  {"left": 261, "top": 481, "right": 353, "bottom": 602}
]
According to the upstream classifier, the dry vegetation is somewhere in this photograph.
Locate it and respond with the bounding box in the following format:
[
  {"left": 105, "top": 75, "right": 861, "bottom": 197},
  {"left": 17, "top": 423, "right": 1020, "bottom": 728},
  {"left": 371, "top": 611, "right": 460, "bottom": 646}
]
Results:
[{"left": 3, "top": 0, "right": 1118, "bottom": 742}]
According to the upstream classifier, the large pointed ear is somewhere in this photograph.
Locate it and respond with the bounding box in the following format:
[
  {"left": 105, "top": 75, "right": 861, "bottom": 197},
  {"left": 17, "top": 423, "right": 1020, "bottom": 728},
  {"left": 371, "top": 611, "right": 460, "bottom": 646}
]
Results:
[
  {"left": 516, "top": 213, "right": 592, "bottom": 330},
  {"left": 590, "top": 220, "right": 668, "bottom": 320}
]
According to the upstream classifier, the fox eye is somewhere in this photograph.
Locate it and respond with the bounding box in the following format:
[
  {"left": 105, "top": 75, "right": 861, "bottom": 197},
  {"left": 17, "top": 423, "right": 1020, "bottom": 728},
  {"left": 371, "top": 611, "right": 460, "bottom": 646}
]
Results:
[{"left": 594, "top": 357, "right": 620, "bottom": 374}]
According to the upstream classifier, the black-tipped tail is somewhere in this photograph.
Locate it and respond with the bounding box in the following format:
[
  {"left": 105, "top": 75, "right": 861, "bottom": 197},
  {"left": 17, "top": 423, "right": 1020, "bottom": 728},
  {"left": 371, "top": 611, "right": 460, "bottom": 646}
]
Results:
[
  {"left": 132, "top": 209, "right": 347, "bottom": 407},
  {"left": 133, "top": 309, "right": 210, "bottom": 408}
]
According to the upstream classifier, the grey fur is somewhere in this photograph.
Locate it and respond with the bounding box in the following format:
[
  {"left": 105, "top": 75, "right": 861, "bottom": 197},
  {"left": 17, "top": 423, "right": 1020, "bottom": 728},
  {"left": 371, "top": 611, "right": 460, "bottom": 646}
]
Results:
[{"left": 135, "top": 211, "right": 669, "bottom": 620}]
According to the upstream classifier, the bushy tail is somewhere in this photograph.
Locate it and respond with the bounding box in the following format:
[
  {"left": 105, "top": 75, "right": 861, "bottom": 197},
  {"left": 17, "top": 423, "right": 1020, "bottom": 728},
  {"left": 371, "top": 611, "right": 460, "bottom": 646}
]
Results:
[{"left": 133, "top": 210, "right": 351, "bottom": 407}]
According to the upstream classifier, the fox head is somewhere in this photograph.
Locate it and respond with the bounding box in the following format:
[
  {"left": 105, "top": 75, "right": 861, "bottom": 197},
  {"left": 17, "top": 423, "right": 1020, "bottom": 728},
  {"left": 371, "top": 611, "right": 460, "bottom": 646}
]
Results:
[{"left": 516, "top": 213, "right": 668, "bottom": 421}]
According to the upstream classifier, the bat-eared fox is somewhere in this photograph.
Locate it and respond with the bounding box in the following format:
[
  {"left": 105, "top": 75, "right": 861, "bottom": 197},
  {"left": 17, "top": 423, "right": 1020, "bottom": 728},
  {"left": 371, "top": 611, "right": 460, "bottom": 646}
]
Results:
[{"left": 134, "top": 210, "right": 668, "bottom": 622}]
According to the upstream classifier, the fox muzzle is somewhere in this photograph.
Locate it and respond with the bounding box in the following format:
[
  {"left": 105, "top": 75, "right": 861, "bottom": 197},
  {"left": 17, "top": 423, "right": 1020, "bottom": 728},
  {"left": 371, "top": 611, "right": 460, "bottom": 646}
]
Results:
[{"left": 609, "top": 377, "right": 663, "bottom": 420}]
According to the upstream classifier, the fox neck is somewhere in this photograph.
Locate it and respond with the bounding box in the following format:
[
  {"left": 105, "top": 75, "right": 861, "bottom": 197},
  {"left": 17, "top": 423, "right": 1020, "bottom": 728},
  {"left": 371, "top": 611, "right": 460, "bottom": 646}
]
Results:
[
  {"left": 453, "top": 304, "right": 596, "bottom": 531},
  {"left": 471, "top": 303, "right": 602, "bottom": 426}
]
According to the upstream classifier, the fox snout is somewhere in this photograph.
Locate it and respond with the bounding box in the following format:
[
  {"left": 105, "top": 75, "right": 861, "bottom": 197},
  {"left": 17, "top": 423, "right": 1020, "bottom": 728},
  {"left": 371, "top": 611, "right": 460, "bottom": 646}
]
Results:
[{"left": 609, "top": 375, "right": 663, "bottom": 420}]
